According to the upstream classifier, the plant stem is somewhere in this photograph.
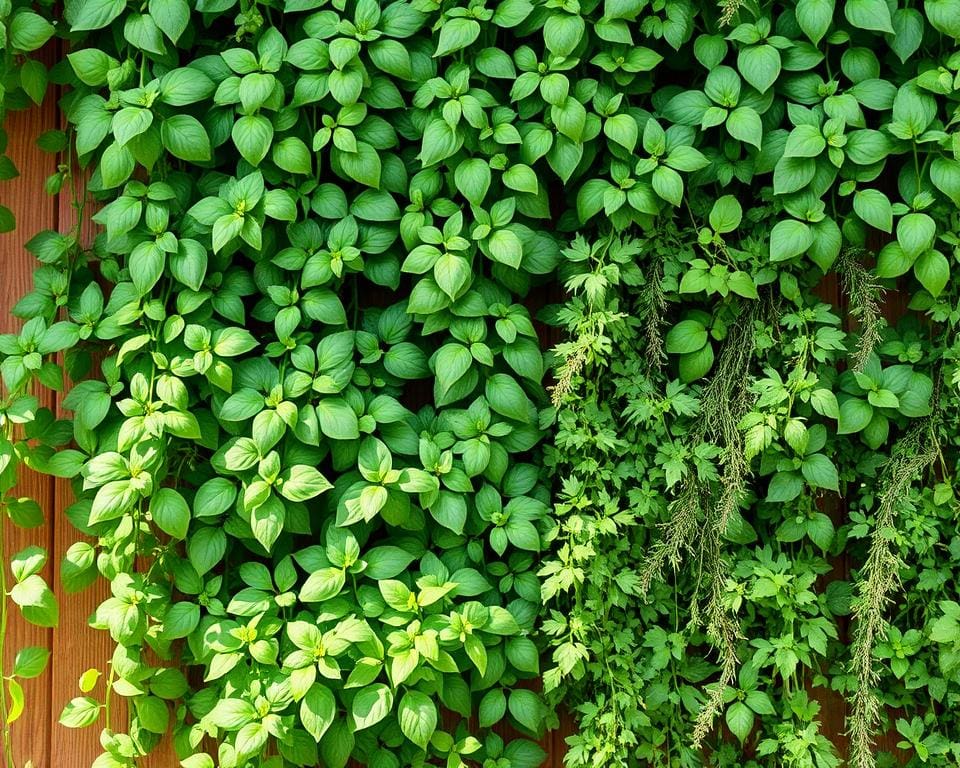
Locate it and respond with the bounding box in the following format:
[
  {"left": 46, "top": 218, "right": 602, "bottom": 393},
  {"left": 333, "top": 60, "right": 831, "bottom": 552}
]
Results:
[{"left": 0, "top": 480, "right": 12, "bottom": 768}]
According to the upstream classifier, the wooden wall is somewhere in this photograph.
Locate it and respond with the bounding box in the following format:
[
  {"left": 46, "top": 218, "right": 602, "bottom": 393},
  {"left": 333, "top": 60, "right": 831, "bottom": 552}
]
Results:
[{"left": 0, "top": 69, "right": 907, "bottom": 768}]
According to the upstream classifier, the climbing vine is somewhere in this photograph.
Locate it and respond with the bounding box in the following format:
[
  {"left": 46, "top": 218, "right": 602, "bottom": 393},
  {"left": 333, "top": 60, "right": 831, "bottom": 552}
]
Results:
[{"left": 2, "top": 0, "right": 560, "bottom": 766}]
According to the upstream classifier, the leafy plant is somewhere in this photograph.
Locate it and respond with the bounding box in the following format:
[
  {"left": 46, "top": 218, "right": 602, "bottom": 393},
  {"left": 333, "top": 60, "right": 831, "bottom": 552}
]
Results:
[
  {"left": 539, "top": 1, "right": 960, "bottom": 767},
  {"left": 0, "top": 0, "right": 563, "bottom": 766},
  {"left": 3, "top": 0, "right": 960, "bottom": 767}
]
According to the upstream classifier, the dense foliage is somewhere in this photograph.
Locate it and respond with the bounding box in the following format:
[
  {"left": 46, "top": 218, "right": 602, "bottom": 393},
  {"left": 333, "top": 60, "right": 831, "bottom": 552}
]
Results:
[
  {"left": 0, "top": 0, "right": 561, "bottom": 766},
  {"left": 539, "top": 3, "right": 960, "bottom": 768},
  {"left": 1, "top": 0, "right": 960, "bottom": 767}
]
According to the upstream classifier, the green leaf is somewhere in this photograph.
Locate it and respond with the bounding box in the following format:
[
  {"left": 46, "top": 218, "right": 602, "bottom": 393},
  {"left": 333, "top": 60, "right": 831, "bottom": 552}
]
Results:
[
  {"left": 300, "top": 567, "right": 345, "bottom": 602},
  {"left": 11, "top": 575, "right": 58, "bottom": 627},
  {"left": 13, "top": 646, "right": 49, "bottom": 679},
  {"left": 808, "top": 218, "right": 842, "bottom": 272},
  {"left": 434, "top": 252, "right": 471, "bottom": 300},
  {"left": 810, "top": 388, "right": 840, "bottom": 419},
  {"left": 897, "top": 213, "right": 936, "bottom": 261},
  {"left": 435, "top": 18, "right": 481, "bottom": 56},
  {"left": 59, "top": 696, "right": 100, "bottom": 728},
  {"left": 838, "top": 398, "right": 873, "bottom": 434},
  {"left": 914, "top": 249, "right": 949, "bottom": 297},
  {"left": 70, "top": 0, "right": 126, "bottom": 31},
  {"left": 316, "top": 398, "right": 360, "bottom": 440},
  {"left": 651, "top": 166, "right": 683, "bottom": 206},
  {"left": 726, "top": 701, "right": 754, "bottom": 743},
  {"left": 486, "top": 374, "right": 532, "bottom": 423},
  {"left": 113, "top": 107, "right": 154, "bottom": 147},
  {"left": 507, "top": 689, "right": 543, "bottom": 734},
  {"left": 352, "top": 684, "right": 394, "bottom": 731},
  {"left": 364, "top": 546, "right": 416, "bottom": 579},
  {"left": 796, "top": 0, "right": 835, "bottom": 43},
  {"left": 931, "top": 157, "right": 960, "bottom": 207},
  {"left": 801, "top": 454, "right": 839, "bottom": 491},
  {"left": 232, "top": 115, "right": 274, "bottom": 167},
  {"left": 6, "top": 679, "right": 23, "bottom": 724},
  {"left": 235, "top": 721, "right": 269, "bottom": 757},
  {"left": 336, "top": 142, "right": 381, "bottom": 189},
  {"left": 665, "top": 320, "right": 707, "bottom": 353},
  {"left": 429, "top": 491, "right": 468, "bottom": 534},
  {"left": 188, "top": 527, "right": 227, "bottom": 575},
  {"left": 279, "top": 465, "right": 333, "bottom": 501},
  {"left": 161, "top": 115, "right": 212, "bottom": 162},
  {"left": 479, "top": 689, "right": 507, "bottom": 727},
  {"left": 301, "top": 684, "right": 337, "bottom": 741},
  {"left": 726, "top": 107, "right": 763, "bottom": 148},
  {"left": 737, "top": 45, "right": 780, "bottom": 94},
  {"left": 130, "top": 241, "right": 165, "bottom": 296},
  {"left": 502, "top": 164, "right": 539, "bottom": 195},
  {"left": 419, "top": 119, "right": 462, "bottom": 167},
  {"left": 845, "top": 0, "right": 894, "bottom": 32},
  {"left": 10, "top": 12, "right": 55, "bottom": 51},
  {"left": 488, "top": 229, "right": 524, "bottom": 268},
  {"left": 435, "top": 344, "right": 473, "bottom": 397},
  {"left": 853, "top": 189, "right": 893, "bottom": 232},
  {"left": 160, "top": 602, "right": 200, "bottom": 639},
  {"left": 767, "top": 472, "right": 803, "bottom": 502},
  {"left": 454, "top": 158, "right": 491, "bottom": 206},
  {"left": 784, "top": 125, "right": 825, "bottom": 158},
  {"left": 150, "top": 487, "right": 190, "bottom": 539},
  {"left": 398, "top": 691, "right": 437, "bottom": 749},
  {"left": 150, "top": 0, "right": 189, "bottom": 41},
  {"left": 875, "top": 241, "right": 914, "bottom": 278},
  {"left": 769, "top": 219, "right": 814, "bottom": 261},
  {"left": 924, "top": 0, "right": 960, "bottom": 37},
  {"left": 99, "top": 142, "right": 135, "bottom": 188},
  {"left": 603, "top": 114, "right": 638, "bottom": 151},
  {"left": 709, "top": 196, "right": 743, "bottom": 233},
  {"left": 273, "top": 137, "right": 312, "bottom": 174}
]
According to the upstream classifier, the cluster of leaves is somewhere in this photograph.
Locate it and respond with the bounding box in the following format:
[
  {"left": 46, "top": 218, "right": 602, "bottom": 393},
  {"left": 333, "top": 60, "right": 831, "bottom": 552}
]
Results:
[
  {"left": 0, "top": 0, "right": 575, "bottom": 765},
  {"left": 538, "top": 1, "right": 960, "bottom": 767}
]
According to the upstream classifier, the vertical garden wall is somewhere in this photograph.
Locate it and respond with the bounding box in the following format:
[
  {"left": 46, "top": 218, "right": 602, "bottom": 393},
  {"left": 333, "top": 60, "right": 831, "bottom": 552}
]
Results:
[{"left": 0, "top": 0, "right": 959, "bottom": 767}]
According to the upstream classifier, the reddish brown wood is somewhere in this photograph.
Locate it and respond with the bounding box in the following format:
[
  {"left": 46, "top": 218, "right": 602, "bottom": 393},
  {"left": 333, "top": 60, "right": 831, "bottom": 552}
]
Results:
[{"left": 0, "top": 90, "right": 58, "bottom": 768}]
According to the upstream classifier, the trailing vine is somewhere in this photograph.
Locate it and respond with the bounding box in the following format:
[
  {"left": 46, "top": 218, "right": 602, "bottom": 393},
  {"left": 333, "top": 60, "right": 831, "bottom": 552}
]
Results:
[{"left": 539, "top": 1, "right": 960, "bottom": 767}]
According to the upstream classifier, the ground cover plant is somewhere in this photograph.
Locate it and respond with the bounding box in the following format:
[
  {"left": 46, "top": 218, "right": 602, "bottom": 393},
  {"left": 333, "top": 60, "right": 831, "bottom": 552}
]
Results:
[{"left": 0, "top": 0, "right": 960, "bottom": 767}]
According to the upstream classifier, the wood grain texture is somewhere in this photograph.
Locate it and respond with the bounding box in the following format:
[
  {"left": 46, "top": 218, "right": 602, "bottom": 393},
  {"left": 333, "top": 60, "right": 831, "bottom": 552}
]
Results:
[{"left": 0, "top": 92, "right": 57, "bottom": 768}]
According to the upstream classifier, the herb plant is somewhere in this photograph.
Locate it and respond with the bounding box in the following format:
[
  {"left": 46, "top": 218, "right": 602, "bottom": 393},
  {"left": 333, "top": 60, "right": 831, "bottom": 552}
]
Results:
[{"left": 1, "top": 0, "right": 557, "bottom": 766}]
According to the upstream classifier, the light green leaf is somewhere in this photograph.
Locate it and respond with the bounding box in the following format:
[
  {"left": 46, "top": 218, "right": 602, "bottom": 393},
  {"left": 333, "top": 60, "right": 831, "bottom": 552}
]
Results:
[{"left": 398, "top": 691, "right": 437, "bottom": 749}]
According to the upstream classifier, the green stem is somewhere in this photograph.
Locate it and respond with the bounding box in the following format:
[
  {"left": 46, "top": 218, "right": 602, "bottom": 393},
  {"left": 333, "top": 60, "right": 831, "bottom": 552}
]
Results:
[
  {"left": 0, "top": 484, "right": 12, "bottom": 768},
  {"left": 104, "top": 656, "right": 116, "bottom": 733}
]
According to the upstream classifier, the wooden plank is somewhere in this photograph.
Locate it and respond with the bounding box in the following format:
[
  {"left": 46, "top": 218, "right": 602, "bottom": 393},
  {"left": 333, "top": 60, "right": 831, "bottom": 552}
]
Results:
[
  {"left": 49, "top": 123, "right": 119, "bottom": 767},
  {"left": 0, "top": 93, "right": 58, "bottom": 768}
]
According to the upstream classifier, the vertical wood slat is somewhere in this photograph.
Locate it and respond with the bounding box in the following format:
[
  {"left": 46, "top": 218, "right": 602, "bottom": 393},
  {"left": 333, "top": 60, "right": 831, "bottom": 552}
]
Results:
[{"left": 0, "top": 93, "right": 57, "bottom": 768}]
